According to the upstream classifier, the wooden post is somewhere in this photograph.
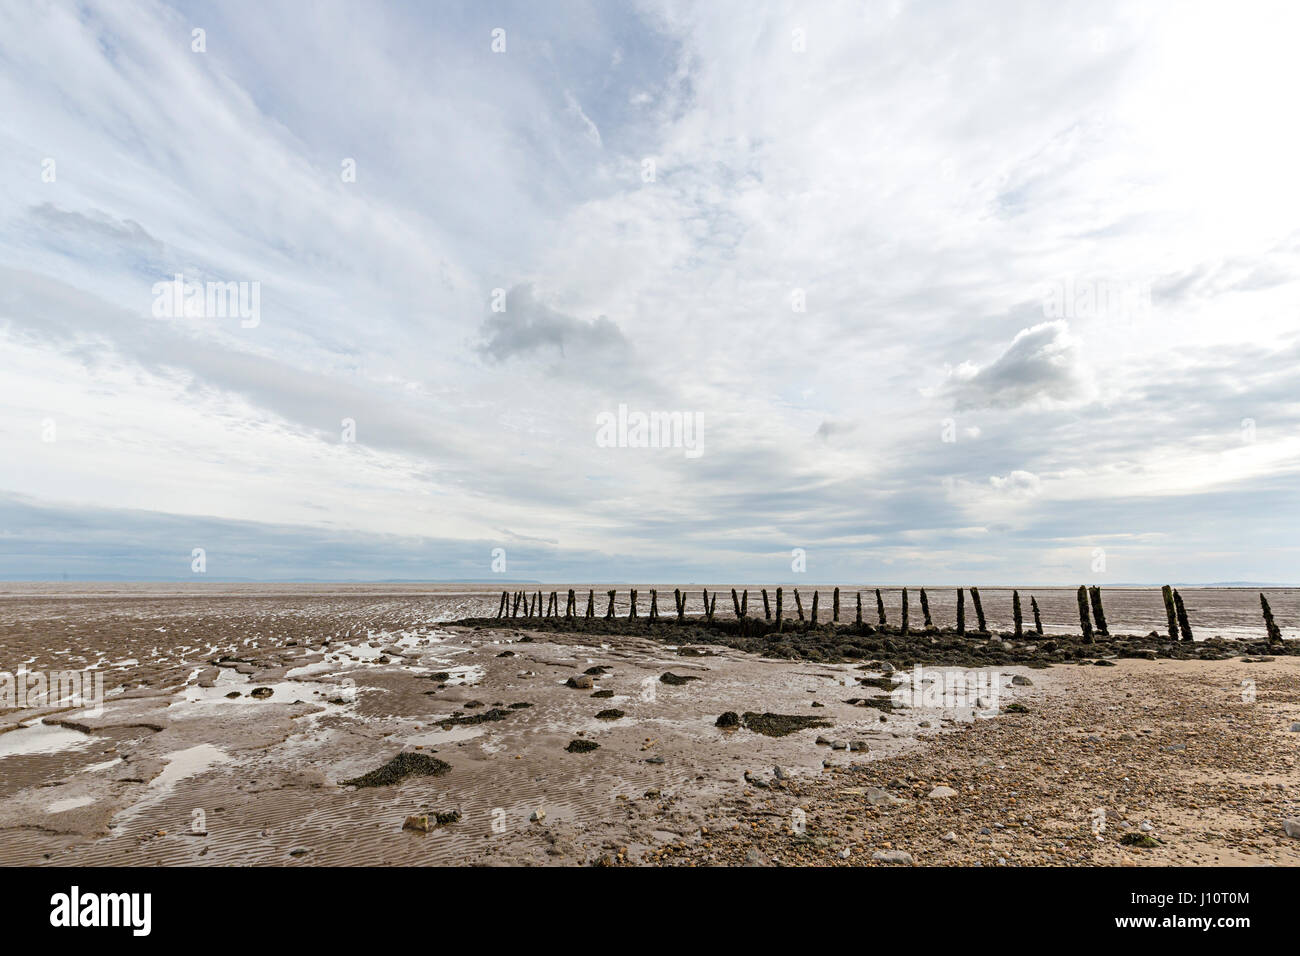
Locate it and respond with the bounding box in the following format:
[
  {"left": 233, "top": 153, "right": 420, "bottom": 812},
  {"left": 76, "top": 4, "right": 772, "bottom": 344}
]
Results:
[
  {"left": 762, "top": 589, "right": 771, "bottom": 620},
  {"left": 810, "top": 590, "right": 819, "bottom": 624},
  {"left": 674, "top": 588, "right": 684, "bottom": 620},
  {"left": 856, "top": 591, "right": 862, "bottom": 624},
  {"left": 497, "top": 591, "right": 507, "bottom": 618},
  {"left": 1161, "top": 585, "right": 1178, "bottom": 641},
  {"left": 707, "top": 591, "right": 717, "bottom": 621},
  {"left": 1261, "top": 593, "right": 1283, "bottom": 644},
  {"left": 1088, "top": 586, "right": 1109, "bottom": 636},
  {"left": 741, "top": 590, "right": 748, "bottom": 617},
  {"left": 875, "top": 589, "right": 887, "bottom": 627},
  {"left": 586, "top": 589, "right": 594, "bottom": 618},
  {"left": 775, "top": 588, "right": 783, "bottom": 630},
  {"left": 606, "top": 590, "right": 616, "bottom": 618},
  {"left": 833, "top": 587, "right": 840, "bottom": 623},
  {"left": 1076, "top": 586, "right": 1093, "bottom": 642},
  {"left": 920, "top": 588, "right": 934, "bottom": 630},
  {"left": 731, "top": 588, "right": 741, "bottom": 618},
  {"left": 1030, "top": 596, "right": 1043, "bottom": 635},
  {"left": 629, "top": 589, "right": 638, "bottom": 619},
  {"left": 1173, "top": 589, "right": 1193, "bottom": 642},
  {"left": 650, "top": 589, "right": 659, "bottom": 620},
  {"left": 512, "top": 591, "right": 521, "bottom": 617},
  {"left": 956, "top": 588, "right": 965, "bottom": 635},
  {"left": 702, "top": 588, "right": 710, "bottom": 621},
  {"left": 1012, "top": 590, "right": 1023, "bottom": 637},
  {"left": 793, "top": 588, "right": 805, "bottom": 622},
  {"left": 900, "top": 588, "right": 909, "bottom": 636},
  {"left": 970, "top": 587, "right": 987, "bottom": 633},
  {"left": 566, "top": 588, "right": 576, "bottom": 618}
]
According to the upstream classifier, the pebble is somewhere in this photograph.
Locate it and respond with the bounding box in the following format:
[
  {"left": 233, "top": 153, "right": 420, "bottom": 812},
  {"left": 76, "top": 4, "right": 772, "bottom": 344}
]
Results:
[
  {"left": 928, "top": 786, "right": 958, "bottom": 799},
  {"left": 942, "top": 831, "right": 957, "bottom": 842},
  {"left": 530, "top": 809, "right": 546, "bottom": 823},
  {"left": 1284, "top": 819, "right": 1300, "bottom": 839},
  {"left": 871, "top": 849, "right": 913, "bottom": 865}
]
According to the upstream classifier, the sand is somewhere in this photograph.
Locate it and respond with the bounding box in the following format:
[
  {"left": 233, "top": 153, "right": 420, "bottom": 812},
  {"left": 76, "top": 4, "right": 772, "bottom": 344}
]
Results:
[{"left": 0, "top": 589, "right": 1296, "bottom": 866}]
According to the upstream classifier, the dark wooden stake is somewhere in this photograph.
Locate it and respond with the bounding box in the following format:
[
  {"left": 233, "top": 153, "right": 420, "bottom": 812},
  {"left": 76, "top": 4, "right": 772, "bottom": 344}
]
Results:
[
  {"left": 920, "top": 588, "right": 934, "bottom": 629},
  {"left": 1261, "top": 593, "right": 1283, "bottom": 644},
  {"left": 649, "top": 589, "right": 658, "bottom": 620},
  {"left": 1088, "top": 586, "right": 1109, "bottom": 636},
  {"left": 956, "top": 588, "right": 965, "bottom": 635},
  {"left": 855, "top": 591, "right": 862, "bottom": 624},
  {"left": 1012, "top": 590, "right": 1023, "bottom": 637},
  {"left": 674, "top": 588, "right": 684, "bottom": 620},
  {"left": 606, "top": 590, "right": 616, "bottom": 618},
  {"left": 1161, "top": 585, "right": 1178, "bottom": 641},
  {"left": 833, "top": 587, "right": 840, "bottom": 623},
  {"left": 731, "top": 588, "right": 741, "bottom": 618},
  {"left": 970, "top": 587, "right": 987, "bottom": 633},
  {"left": 810, "top": 590, "right": 819, "bottom": 624},
  {"left": 629, "top": 589, "right": 638, "bottom": 619},
  {"left": 1030, "top": 596, "right": 1043, "bottom": 634},
  {"left": 1173, "top": 589, "right": 1192, "bottom": 642},
  {"left": 775, "top": 588, "right": 783, "bottom": 630},
  {"left": 875, "top": 589, "right": 887, "bottom": 627},
  {"left": 566, "top": 588, "right": 576, "bottom": 618},
  {"left": 762, "top": 588, "right": 771, "bottom": 620},
  {"left": 741, "top": 590, "right": 748, "bottom": 617},
  {"left": 900, "top": 587, "right": 909, "bottom": 636},
  {"left": 586, "top": 589, "right": 594, "bottom": 618},
  {"left": 793, "top": 588, "right": 805, "bottom": 622},
  {"left": 1076, "top": 586, "right": 1093, "bottom": 642}
]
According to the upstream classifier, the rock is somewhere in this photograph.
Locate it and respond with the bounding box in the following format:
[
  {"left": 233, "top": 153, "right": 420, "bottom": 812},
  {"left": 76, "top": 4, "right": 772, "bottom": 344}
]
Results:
[
  {"left": 744, "top": 848, "right": 769, "bottom": 867},
  {"left": 1139, "top": 821, "right": 1153, "bottom": 832},
  {"left": 864, "top": 787, "right": 898, "bottom": 806},
  {"left": 595, "top": 709, "right": 625, "bottom": 720},
  {"left": 941, "top": 831, "right": 957, "bottom": 842},
  {"left": 1290, "top": 723, "right": 1300, "bottom": 733},
  {"left": 918, "top": 721, "right": 931, "bottom": 728},
  {"left": 849, "top": 740, "right": 869, "bottom": 752},
  {"left": 871, "top": 850, "right": 913, "bottom": 865},
  {"left": 831, "top": 739, "right": 848, "bottom": 750},
  {"left": 839, "top": 847, "right": 851, "bottom": 859},
  {"left": 249, "top": 687, "right": 274, "bottom": 699},
  {"left": 1011, "top": 675, "right": 1033, "bottom": 686},
  {"left": 645, "top": 756, "right": 665, "bottom": 765},
  {"left": 1284, "top": 819, "right": 1300, "bottom": 839},
  {"left": 659, "top": 672, "right": 699, "bottom": 685},
  {"left": 815, "top": 735, "right": 831, "bottom": 745},
  {"left": 403, "top": 814, "right": 431, "bottom": 833},
  {"left": 530, "top": 809, "right": 546, "bottom": 823},
  {"left": 927, "top": 786, "right": 958, "bottom": 799},
  {"left": 773, "top": 765, "right": 789, "bottom": 781},
  {"left": 566, "top": 675, "right": 594, "bottom": 689},
  {"left": 565, "top": 739, "right": 599, "bottom": 753},
  {"left": 715, "top": 711, "right": 740, "bottom": 728}
]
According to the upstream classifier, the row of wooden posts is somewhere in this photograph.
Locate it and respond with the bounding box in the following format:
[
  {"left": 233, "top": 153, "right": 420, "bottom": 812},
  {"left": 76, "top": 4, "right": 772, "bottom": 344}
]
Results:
[{"left": 493, "top": 585, "right": 1287, "bottom": 645}]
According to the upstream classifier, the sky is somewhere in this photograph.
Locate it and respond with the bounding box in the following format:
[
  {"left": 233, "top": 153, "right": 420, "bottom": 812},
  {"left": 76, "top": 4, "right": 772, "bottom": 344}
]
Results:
[{"left": 2, "top": 0, "right": 1299, "bottom": 584}]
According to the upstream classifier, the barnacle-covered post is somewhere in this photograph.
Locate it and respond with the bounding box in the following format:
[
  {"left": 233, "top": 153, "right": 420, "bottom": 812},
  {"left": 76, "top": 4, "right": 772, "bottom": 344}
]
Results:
[
  {"left": 1012, "top": 590, "right": 1023, "bottom": 637},
  {"left": 1076, "top": 586, "right": 1094, "bottom": 642},
  {"left": 1088, "top": 586, "right": 1109, "bottom": 636},
  {"left": 970, "top": 588, "right": 987, "bottom": 633},
  {"left": 1161, "top": 585, "right": 1178, "bottom": 641}
]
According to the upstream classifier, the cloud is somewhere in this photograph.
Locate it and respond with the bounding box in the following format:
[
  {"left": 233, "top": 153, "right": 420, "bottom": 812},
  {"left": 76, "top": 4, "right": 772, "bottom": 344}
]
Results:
[
  {"left": 475, "top": 283, "right": 629, "bottom": 363},
  {"left": 944, "top": 321, "right": 1094, "bottom": 410}
]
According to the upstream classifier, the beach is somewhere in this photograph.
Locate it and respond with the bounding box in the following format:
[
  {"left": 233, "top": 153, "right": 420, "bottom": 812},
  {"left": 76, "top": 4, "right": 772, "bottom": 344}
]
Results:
[{"left": 1, "top": 584, "right": 1296, "bottom": 866}]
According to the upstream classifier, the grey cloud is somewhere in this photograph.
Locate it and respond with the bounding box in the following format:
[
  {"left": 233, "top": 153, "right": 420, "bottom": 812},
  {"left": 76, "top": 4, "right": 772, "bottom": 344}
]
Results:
[
  {"left": 945, "top": 320, "right": 1092, "bottom": 410},
  {"left": 476, "top": 283, "right": 628, "bottom": 363}
]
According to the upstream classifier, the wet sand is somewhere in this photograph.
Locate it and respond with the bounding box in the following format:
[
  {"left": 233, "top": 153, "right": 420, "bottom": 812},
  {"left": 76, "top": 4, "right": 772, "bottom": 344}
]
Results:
[{"left": 0, "top": 589, "right": 1296, "bottom": 866}]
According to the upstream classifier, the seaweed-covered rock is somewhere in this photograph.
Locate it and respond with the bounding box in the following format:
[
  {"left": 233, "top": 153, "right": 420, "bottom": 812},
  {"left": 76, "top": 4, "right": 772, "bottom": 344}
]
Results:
[
  {"left": 566, "top": 739, "right": 600, "bottom": 753},
  {"left": 342, "top": 752, "right": 451, "bottom": 788},
  {"left": 715, "top": 711, "right": 740, "bottom": 728}
]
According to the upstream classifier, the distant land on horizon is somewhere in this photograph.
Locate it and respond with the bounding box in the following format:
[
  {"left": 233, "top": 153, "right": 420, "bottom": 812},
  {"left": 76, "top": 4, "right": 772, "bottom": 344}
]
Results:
[{"left": 0, "top": 576, "right": 1295, "bottom": 588}]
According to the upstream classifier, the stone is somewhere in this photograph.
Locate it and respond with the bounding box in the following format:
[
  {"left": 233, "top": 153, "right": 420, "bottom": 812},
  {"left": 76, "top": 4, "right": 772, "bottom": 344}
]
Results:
[
  {"left": 941, "top": 831, "right": 957, "bottom": 842},
  {"left": 403, "top": 814, "right": 431, "bottom": 833},
  {"left": 249, "top": 687, "right": 273, "bottom": 699},
  {"left": 849, "top": 741, "right": 868, "bottom": 752},
  {"left": 871, "top": 849, "right": 913, "bottom": 865},
  {"left": 1011, "top": 675, "right": 1033, "bottom": 686},
  {"left": 1284, "top": 819, "right": 1300, "bottom": 839},
  {"left": 566, "top": 675, "right": 593, "bottom": 689},
  {"left": 530, "top": 809, "right": 546, "bottom": 823},
  {"left": 864, "top": 787, "right": 898, "bottom": 806},
  {"left": 831, "top": 739, "right": 848, "bottom": 750},
  {"left": 928, "top": 786, "right": 958, "bottom": 799}
]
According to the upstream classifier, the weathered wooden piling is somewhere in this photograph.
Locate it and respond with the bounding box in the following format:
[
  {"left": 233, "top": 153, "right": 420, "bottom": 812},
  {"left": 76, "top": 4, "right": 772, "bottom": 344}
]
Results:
[
  {"left": 605, "top": 590, "right": 616, "bottom": 618},
  {"left": 1160, "top": 585, "right": 1178, "bottom": 641},
  {"left": 547, "top": 591, "right": 557, "bottom": 617},
  {"left": 586, "top": 589, "right": 594, "bottom": 618},
  {"left": 497, "top": 591, "right": 508, "bottom": 618},
  {"left": 1030, "top": 596, "right": 1043, "bottom": 635},
  {"left": 702, "top": 588, "right": 711, "bottom": 622},
  {"left": 674, "top": 588, "right": 684, "bottom": 621},
  {"left": 629, "top": 589, "right": 639, "bottom": 619},
  {"left": 1261, "top": 593, "right": 1283, "bottom": 644},
  {"left": 956, "top": 588, "right": 965, "bottom": 635},
  {"left": 731, "top": 588, "right": 742, "bottom": 618},
  {"left": 900, "top": 588, "right": 909, "bottom": 636},
  {"left": 793, "top": 588, "right": 805, "bottom": 622},
  {"left": 775, "top": 588, "right": 783, "bottom": 630},
  {"left": 1012, "top": 590, "right": 1023, "bottom": 637},
  {"left": 810, "top": 590, "right": 819, "bottom": 624},
  {"left": 1173, "top": 589, "right": 1192, "bottom": 642},
  {"left": 833, "top": 588, "right": 840, "bottom": 623},
  {"left": 1087, "top": 586, "right": 1109, "bottom": 636},
  {"left": 762, "top": 589, "right": 771, "bottom": 620},
  {"left": 920, "top": 588, "right": 934, "bottom": 630},
  {"left": 970, "top": 587, "right": 987, "bottom": 633},
  {"left": 512, "top": 591, "right": 521, "bottom": 617},
  {"left": 741, "top": 590, "right": 748, "bottom": 617},
  {"left": 875, "top": 589, "right": 887, "bottom": 627},
  {"left": 649, "top": 589, "right": 659, "bottom": 620},
  {"left": 856, "top": 591, "right": 863, "bottom": 624},
  {"left": 1076, "top": 586, "right": 1093, "bottom": 642},
  {"left": 566, "top": 588, "right": 576, "bottom": 618},
  {"left": 707, "top": 591, "right": 717, "bottom": 621}
]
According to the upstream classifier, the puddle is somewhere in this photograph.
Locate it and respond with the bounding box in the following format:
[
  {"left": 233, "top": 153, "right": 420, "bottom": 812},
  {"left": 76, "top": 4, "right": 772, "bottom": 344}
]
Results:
[
  {"left": 47, "top": 795, "right": 96, "bottom": 814},
  {"left": 0, "top": 721, "right": 96, "bottom": 759}
]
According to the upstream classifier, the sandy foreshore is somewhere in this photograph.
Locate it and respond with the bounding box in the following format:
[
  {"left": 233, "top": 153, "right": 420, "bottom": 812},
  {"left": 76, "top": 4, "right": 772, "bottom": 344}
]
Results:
[{"left": 1, "top": 596, "right": 1297, "bottom": 866}]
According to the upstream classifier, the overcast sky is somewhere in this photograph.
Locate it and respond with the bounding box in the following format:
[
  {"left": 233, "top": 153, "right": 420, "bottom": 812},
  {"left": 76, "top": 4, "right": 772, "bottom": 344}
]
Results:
[{"left": 3, "top": 0, "right": 1299, "bottom": 583}]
